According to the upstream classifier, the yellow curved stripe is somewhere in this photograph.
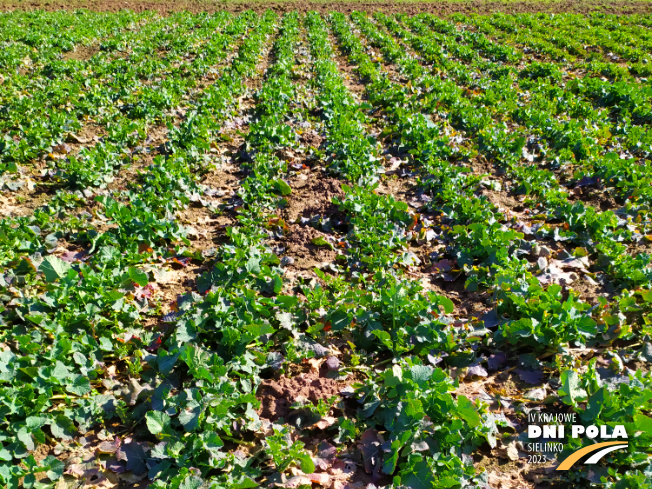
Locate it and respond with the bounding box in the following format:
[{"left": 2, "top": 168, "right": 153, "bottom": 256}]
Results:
[{"left": 557, "top": 441, "right": 628, "bottom": 471}]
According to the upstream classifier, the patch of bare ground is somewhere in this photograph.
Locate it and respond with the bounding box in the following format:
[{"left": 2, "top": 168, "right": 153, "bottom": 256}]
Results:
[
  {"left": 201, "top": 160, "right": 242, "bottom": 195},
  {"left": 62, "top": 43, "right": 100, "bottom": 61},
  {"left": 630, "top": 240, "right": 652, "bottom": 260},
  {"left": 0, "top": 183, "right": 48, "bottom": 217},
  {"left": 375, "top": 172, "right": 412, "bottom": 200},
  {"left": 284, "top": 172, "right": 343, "bottom": 222},
  {"left": 566, "top": 182, "right": 621, "bottom": 213},
  {"left": 66, "top": 122, "right": 106, "bottom": 148},
  {"left": 434, "top": 276, "right": 490, "bottom": 317},
  {"left": 570, "top": 274, "right": 615, "bottom": 302},
  {"left": 276, "top": 171, "right": 344, "bottom": 285},
  {"left": 257, "top": 362, "right": 352, "bottom": 422},
  {"left": 476, "top": 455, "right": 558, "bottom": 489}
]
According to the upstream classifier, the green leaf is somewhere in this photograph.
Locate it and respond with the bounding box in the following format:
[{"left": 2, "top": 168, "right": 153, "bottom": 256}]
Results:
[
  {"left": 399, "top": 459, "right": 434, "bottom": 489},
  {"left": 641, "top": 289, "right": 652, "bottom": 303},
  {"left": 311, "top": 236, "right": 334, "bottom": 250},
  {"left": 372, "top": 330, "right": 393, "bottom": 350},
  {"left": 67, "top": 375, "right": 91, "bottom": 396},
  {"left": 456, "top": 395, "right": 481, "bottom": 428},
  {"left": 127, "top": 267, "right": 148, "bottom": 287},
  {"left": 44, "top": 456, "right": 65, "bottom": 480},
  {"left": 179, "top": 403, "right": 201, "bottom": 432},
  {"left": 99, "top": 337, "right": 113, "bottom": 351},
  {"left": 272, "top": 179, "right": 292, "bottom": 196},
  {"left": 50, "top": 416, "right": 76, "bottom": 440},
  {"left": 146, "top": 411, "right": 171, "bottom": 435},
  {"left": 409, "top": 365, "right": 433, "bottom": 385},
  {"left": 25, "top": 416, "right": 48, "bottom": 430},
  {"left": 436, "top": 296, "right": 455, "bottom": 315},
  {"left": 231, "top": 478, "right": 258, "bottom": 489},
  {"left": 559, "top": 370, "right": 587, "bottom": 405},
  {"left": 39, "top": 256, "right": 72, "bottom": 283},
  {"left": 296, "top": 452, "right": 315, "bottom": 473},
  {"left": 17, "top": 428, "right": 34, "bottom": 451},
  {"left": 0, "top": 447, "right": 11, "bottom": 461},
  {"left": 52, "top": 361, "right": 70, "bottom": 382},
  {"left": 634, "top": 414, "right": 652, "bottom": 433},
  {"left": 179, "top": 476, "right": 203, "bottom": 489}
]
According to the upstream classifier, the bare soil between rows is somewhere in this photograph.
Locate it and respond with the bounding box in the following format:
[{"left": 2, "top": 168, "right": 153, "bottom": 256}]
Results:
[{"left": 3, "top": 0, "right": 652, "bottom": 15}]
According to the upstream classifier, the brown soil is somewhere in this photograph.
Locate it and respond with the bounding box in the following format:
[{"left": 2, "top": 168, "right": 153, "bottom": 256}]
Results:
[
  {"left": 257, "top": 368, "right": 350, "bottom": 422},
  {"left": 276, "top": 172, "right": 344, "bottom": 276},
  {"left": 283, "top": 173, "right": 343, "bottom": 223},
  {"left": 5, "top": 0, "right": 652, "bottom": 15},
  {"left": 567, "top": 184, "right": 620, "bottom": 213},
  {"left": 0, "top": 185, "right": 49, "bottom": 217},
  {"left": 476, "top": 453, "right": 559, "bottom": 489},
  {"left": 62, "top": 44, "right": 100, "bottom": 61},
  {"left": 430, "top": 274, "right": 489, "bottom": 317},
  {"left": 376, "top": 173, "right": 412, "bottom": 200},
  {"left": 299, "top": 127, "right": 323, "bottom": 149},
  {"left": 283, "top": 224, "right": 339, "bottom": 270},
  {"left": 201, "top": 162, "right": 241, "bottom": 193},
  {"left": 570, "top": 274, "right": 614, "bottom": 303}
]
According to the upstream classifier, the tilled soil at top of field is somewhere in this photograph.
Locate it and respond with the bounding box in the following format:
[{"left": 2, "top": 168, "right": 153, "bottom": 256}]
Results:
[{"left": 5, "top": 0, "right": 652, "bottom": 15}]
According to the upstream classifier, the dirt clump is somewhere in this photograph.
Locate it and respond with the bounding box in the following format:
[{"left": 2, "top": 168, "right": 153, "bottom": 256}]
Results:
[
  {"left": 282, "top": 224, "right": 339, "bottom": 271},
  {"left": 62, "top": 44, "right": 100, "bottom": 61},
  {"left": 257, "top": 369, "right": 348, "bottom": 422},
  {"left": 299, "top": 129, "right": 323, "bottom": 149},
  {"left": 283, "top": 173, "right": 344, "bottom": 223}
]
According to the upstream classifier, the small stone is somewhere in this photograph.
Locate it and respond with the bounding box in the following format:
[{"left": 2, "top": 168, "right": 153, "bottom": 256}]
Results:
[
  {"left": 281, "top": 256, "right": 294, "bottom": 266},
  {"left": 583, "top": 274, "right": 598, "bottom": 285},
  {"left": 325, "top": 356, "right": 340, "bottom": 371},
  {"left": 506, "top": 441, "right": 520, "bottom": 461}
]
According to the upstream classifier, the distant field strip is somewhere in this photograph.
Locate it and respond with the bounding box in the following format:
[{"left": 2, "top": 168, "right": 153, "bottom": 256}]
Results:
[{"left": 1, "top": 10, "right": 652, "bottom": 489}]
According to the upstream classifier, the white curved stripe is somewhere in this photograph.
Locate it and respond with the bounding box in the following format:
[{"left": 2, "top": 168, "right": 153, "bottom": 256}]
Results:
[{"left": 584, "top": 444, "right": 628, "bottom": 464}]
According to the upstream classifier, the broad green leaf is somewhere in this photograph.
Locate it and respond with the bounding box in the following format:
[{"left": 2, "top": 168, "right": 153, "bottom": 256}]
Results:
[
  {"left": 296, "top": 452, "right": 315, "bottom": 473},
  {"left": 409, "top": 365, "right": 433, "bottom": 385},
  {"left": 272, "top": 179, "right": 292, "bottom": 195},
  {"left": 456, "top": 395, "right": 481, "bottom": 428},
  {"left": 127, "top": 267, "right": 148, "bottom": 287},
  {"left": 67, "top": 375, "right": 91, "bottom": 396},
  {"left": 311, "top": 236, "right": 334, "bottom": 250},
  {"left": 39, "top": 256, "right": 72, "bottom": 283},
  {"left": 559, "top": 370, "right": 587, "bottom": 405},
  {"left": 146, "top": 411, "right": 171, "bottom": 435}
]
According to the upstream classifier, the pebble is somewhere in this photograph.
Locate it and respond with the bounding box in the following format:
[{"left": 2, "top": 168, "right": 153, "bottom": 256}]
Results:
[
  {"left": 281, "top": 256, "right": 294, "bottom": 266},
  {"left": 325, "top": 356, "right": 340, "bottom": 371}
]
